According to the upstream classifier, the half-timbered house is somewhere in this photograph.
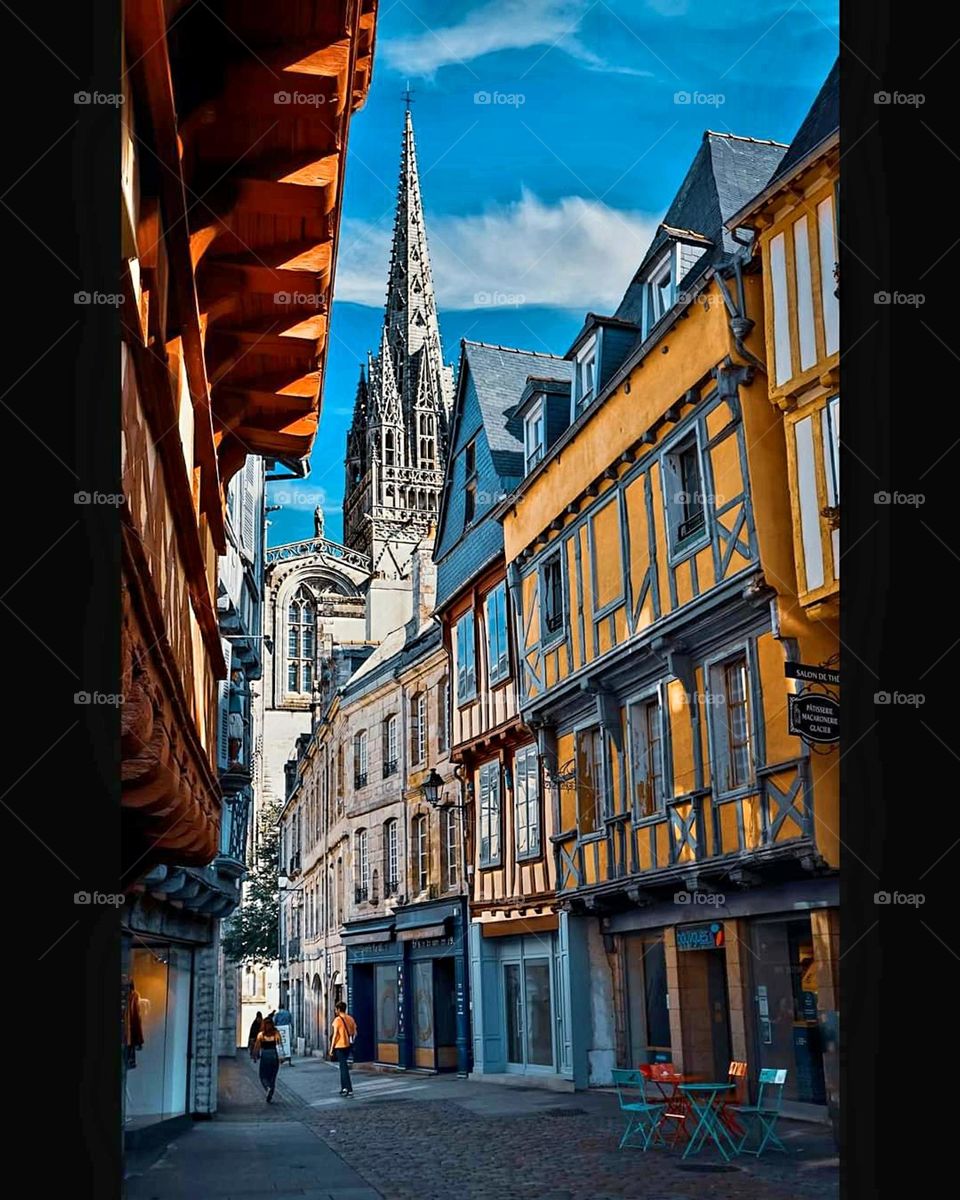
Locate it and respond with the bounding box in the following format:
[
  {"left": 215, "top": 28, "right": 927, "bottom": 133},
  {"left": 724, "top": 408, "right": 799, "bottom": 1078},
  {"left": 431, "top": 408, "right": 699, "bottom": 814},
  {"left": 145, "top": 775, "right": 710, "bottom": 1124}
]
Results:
[
  {"left": 498, "top": 121, "right": 839, "bottom": 1121},
  {"left": 434, "top": 342, "right": 577, "bottom": 1085}
]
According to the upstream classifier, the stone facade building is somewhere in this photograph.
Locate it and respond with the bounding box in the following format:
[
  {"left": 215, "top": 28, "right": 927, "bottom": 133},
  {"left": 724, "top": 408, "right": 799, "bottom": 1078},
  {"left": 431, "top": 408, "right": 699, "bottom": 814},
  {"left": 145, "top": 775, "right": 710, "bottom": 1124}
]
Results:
[{"left": 281, "top": 543, "right": 469, "bottom": 1070}]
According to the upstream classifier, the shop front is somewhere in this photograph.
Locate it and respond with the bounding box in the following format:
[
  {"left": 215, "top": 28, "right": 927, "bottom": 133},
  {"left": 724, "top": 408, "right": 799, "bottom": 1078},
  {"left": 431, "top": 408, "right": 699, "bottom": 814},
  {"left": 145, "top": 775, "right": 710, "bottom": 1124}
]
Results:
[
  {"left": 123, "top": 937, "right": 194, "bottom": 1133},
  {"left": 621, "top": 930, "right": 672, "bottom": 1068},
  {"left": 344, "top": 899, "right": 469, "bottom": 1074},
  {"left": 468, "top": 916, "right": 569, "bottom": 1083}
]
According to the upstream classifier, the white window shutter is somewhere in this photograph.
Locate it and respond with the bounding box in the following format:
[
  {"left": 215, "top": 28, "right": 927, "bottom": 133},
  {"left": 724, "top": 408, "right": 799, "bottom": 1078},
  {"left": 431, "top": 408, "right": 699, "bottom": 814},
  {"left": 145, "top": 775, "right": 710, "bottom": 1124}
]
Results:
[{"left": 218, "top": 638, "right": 233, "bottom": 770}]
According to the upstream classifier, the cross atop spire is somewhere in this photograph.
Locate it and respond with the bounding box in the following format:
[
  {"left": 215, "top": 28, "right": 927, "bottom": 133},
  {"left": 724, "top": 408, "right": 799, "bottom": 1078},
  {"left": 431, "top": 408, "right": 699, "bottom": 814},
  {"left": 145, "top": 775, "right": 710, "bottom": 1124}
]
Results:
[{"left": 402, "top": 80, "right": 415, "bottom": 109}]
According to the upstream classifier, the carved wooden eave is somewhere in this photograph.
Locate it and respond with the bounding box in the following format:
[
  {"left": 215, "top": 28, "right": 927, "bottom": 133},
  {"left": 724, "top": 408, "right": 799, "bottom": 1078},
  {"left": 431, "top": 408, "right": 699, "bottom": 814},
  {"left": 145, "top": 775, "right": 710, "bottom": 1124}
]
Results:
[{"left": 127, "top": 0, "right": 378, "bottom": 505}]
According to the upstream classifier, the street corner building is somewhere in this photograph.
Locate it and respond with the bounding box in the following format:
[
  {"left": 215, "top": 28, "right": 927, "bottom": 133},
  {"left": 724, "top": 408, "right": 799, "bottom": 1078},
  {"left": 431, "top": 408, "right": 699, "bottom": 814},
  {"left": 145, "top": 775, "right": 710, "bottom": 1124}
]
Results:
[
  {"left": 119, "top": 0, "right": 379, "bottom": 1141},
  {"left": 486, "top": 64, "right": 839, "bottom": 1124}
]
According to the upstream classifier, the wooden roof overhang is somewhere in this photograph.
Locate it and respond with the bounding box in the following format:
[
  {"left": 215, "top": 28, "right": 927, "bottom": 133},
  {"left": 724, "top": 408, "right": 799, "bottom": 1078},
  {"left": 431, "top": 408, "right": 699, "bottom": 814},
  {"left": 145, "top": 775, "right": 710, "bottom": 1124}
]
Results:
[{"left": 128, "top": 0, "right": 377, "bottom": 511}]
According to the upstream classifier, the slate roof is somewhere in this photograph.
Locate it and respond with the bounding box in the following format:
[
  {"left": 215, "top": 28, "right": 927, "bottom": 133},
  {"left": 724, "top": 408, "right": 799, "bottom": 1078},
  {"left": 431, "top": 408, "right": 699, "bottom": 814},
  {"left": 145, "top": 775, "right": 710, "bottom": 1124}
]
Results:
[
  {"left": 766, "top": 57, "right": 839, "bottom": 188},
  {"left": 615, "top": 131, "right": 787, "bottom": 324},
  {"left": 459, "top": 342, "right": 573, "bottom": 479}
]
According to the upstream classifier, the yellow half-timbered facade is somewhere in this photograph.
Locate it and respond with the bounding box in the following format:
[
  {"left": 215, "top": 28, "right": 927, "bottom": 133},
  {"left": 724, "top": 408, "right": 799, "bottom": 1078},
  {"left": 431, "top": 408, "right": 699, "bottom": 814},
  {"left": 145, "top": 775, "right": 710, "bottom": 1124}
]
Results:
[{"left": 500, "top": 97, "right": 839, "bottom": 1126}]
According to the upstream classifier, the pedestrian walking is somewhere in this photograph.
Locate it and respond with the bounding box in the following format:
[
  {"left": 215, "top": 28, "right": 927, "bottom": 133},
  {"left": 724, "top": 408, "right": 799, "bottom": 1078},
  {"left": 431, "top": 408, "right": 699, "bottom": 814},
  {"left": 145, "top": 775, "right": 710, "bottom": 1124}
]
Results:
[
  {"left": 329, "top": 1001, "right": 357, "bottom": 1097},
  {"left": 247, "top": 1011, "right": 263, "bottom": 1059},
  {"left": 252, "top": 1016, "right": 282, "bottom": 1102}
]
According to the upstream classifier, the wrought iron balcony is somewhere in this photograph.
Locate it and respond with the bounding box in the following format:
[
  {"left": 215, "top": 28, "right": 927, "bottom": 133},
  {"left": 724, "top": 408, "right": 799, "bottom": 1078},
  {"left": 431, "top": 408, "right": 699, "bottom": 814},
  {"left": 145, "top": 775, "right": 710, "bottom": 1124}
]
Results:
[
  {"left": 383, "top": 758, "right": 398, "bottom": 778},
  {"left": 354, "top": 885, "right": 369, "bottom": 903},
  {"left": 383, "top": 878, "right": 399, "bottom": 898},
  {"left": 354, "top": 772, "right": 368, "bottom": 789}
]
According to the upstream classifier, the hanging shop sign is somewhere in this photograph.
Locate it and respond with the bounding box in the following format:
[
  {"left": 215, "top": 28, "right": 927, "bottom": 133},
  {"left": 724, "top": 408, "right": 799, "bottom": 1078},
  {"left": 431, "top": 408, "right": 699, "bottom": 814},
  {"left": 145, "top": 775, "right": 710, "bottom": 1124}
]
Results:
[
  {"left": 676, "top": 922, "right": 724, "bottom": 951},
  {"left": 788, "top": 692, "right": 840, "bottom": 745},
  {"left": 785, "top": 661, "right": 840, "bottom": 687}
]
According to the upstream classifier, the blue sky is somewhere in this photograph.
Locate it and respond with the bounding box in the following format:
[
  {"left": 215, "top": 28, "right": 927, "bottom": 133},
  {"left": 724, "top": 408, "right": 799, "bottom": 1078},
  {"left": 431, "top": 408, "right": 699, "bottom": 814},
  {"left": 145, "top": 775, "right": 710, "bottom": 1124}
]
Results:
[{"left": 266, "top": 0, "right": 838, "bottom": 547}]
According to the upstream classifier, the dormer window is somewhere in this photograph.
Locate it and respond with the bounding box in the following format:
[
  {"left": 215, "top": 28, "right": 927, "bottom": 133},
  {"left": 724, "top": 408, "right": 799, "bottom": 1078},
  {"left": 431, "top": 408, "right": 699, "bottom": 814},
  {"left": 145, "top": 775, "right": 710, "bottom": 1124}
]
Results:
[
  {"left": 574, "top": 338, "right": 598, "bottom": 417},
  {"left": 524, "top": 397, "right": 545, "bottom": 473},
  {"left": 644, "top": 249, "right": 676, "bottom": 336}
]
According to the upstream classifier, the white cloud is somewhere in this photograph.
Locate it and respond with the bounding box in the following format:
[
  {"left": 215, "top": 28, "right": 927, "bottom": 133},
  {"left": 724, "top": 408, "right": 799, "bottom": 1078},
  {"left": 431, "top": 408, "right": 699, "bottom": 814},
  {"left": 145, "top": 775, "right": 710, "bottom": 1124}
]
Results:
[
  {"left": 335, "top": 189, "right": 657, "bottom": 312},
  {"left": 381, "top": 0, "right": 651, "bottom": 78}
]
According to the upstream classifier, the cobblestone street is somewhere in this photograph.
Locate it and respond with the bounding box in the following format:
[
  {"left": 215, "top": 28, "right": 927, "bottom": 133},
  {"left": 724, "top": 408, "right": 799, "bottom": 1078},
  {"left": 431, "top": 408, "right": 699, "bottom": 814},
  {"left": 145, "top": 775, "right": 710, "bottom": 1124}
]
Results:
[{"left": 128, "top": 1055, "right": 839, "bottom": 1200}]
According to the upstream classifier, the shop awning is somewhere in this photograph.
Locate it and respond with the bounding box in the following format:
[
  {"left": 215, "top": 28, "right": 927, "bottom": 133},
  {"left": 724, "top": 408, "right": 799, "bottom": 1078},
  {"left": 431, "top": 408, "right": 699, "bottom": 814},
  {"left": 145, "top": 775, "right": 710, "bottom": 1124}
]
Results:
[
  {"left": 341, "top": 930, "right": 393, "bottom": 946},
  {"left": 481, "top": 914, "right": 559, "bottom": 938},
  {"left": 394, "top": 902, "right": 461, "bottom": 932},
  {"left": 396, "top": 924, "right": 448, "bottom": 942}
]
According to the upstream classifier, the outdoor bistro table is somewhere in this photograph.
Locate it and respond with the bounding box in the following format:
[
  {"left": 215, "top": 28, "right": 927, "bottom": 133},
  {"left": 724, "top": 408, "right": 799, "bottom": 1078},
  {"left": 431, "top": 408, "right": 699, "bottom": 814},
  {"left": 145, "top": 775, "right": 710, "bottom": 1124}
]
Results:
[{"left": 678, "top": 1082, "right": 740, "bottom": 1160}]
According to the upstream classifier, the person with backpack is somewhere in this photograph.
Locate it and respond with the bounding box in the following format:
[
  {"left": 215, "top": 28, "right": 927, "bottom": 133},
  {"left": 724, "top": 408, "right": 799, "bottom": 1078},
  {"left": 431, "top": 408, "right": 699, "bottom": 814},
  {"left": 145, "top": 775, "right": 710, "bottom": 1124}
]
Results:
[{"left": 329, "top": 1000, "right": 357, "bottom": 1097}]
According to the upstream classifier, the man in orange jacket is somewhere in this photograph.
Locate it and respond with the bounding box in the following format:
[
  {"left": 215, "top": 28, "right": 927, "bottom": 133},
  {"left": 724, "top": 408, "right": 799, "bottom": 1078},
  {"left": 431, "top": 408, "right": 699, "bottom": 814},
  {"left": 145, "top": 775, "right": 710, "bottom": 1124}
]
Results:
[{"left": 329, "top": 1000, "right": 357, "bottom": 1097}]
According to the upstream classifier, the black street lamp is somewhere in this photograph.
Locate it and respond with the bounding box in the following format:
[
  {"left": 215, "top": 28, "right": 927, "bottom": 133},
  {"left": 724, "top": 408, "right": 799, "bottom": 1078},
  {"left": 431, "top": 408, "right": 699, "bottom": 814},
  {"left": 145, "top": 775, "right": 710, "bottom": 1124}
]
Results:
[{"left": 420, "top": 768, "right": 446, "bottom": 808}]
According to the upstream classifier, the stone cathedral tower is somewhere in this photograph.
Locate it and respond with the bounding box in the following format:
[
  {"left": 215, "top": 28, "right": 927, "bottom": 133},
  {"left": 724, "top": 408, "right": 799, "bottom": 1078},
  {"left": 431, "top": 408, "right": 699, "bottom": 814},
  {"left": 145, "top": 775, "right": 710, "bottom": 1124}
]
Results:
[{"left": 343, "top": 107, "right": 454, "bottom": 579}]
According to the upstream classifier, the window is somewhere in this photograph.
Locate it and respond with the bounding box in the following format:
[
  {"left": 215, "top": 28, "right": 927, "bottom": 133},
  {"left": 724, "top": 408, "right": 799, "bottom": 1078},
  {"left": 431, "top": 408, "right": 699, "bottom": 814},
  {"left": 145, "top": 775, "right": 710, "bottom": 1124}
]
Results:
[
  {"left": 383, "top": 715, "right": 398, "bottom": 777},
  {"left": 354, "top": 829, "right": 369, "bottom": 900},
  {"left": 574, "top": 340, "right": 597, "bottom": 416},
  {"left": 645, "top": 250, "right": 675, "bottom": 335},
  {"left": 441, "top": 808, "right": 460, "bottom": 890},
  {"left": 455, "top": 609, "right": 477, "bottom": 703},
  {"left": 541, "top": 554, "right": 565, "bottom": 641},
  {"left": 575, "top": 727, "right": 606, "bottom": 835},
  {"left": 629, "top": 696, "right": 664, "bottom": 818},
  {"left": 478, "top": 760, "right": 502, "bottom": 866},
  {"left": 354, "top": 730, "right": 368, "bottom": 788},
  {"left": 384, "top": 429, "right": 397, "bottom": 466},
  {"left": 711, "top": 652, "right": 754, "bottom": 792},
  {"left": 410, "top": 693, "right": 426, "bottom": 764},
  {"left": 525, "top": 400, "right": 545, "bottom": 472},
  {"left": 463, "top": 439, "right": 477, "bottom": 525},
  {"left": 384, "top": 819, "right": 399, "bottom": 895},
  {"left": 437, "top": 676, "right": 450, "bottom": 754},
  {"left": 287, "top": 586, "right": 315, "bottom": 693},
  {"left": 485, "top": 582, "right": 510, "bottom": 684},
  {"left": 817, "top": 196, "right": 839, "bottom": 356},
  {"left": 413, "top": 814, "right": 429, "bottom": 892},
  {"left": 514, "top": 744, "right": 541, "bottom": 859},
  {"left": 770, "top": 232, "right": 792, "bottom": 386},
  {"left": 664, "top": 436, "right": 707, "bottom": 552}
]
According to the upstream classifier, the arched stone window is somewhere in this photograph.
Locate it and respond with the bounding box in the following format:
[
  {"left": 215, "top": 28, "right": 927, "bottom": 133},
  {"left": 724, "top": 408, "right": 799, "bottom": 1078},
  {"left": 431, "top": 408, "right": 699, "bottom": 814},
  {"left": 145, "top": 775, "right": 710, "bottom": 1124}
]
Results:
[
  {"left": 287, "top": 585, "right": 316, "bottom": 693},
  {"left": 385, "top": 429, "right": 397, "bottom": 466}
]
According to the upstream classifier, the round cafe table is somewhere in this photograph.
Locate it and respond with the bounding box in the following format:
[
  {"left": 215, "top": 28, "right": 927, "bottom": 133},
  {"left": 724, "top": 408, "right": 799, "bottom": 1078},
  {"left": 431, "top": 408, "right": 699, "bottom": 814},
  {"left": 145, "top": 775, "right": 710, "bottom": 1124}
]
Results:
[{"left": 678, "top": 1082, "right": 739, "bottom": 1160}]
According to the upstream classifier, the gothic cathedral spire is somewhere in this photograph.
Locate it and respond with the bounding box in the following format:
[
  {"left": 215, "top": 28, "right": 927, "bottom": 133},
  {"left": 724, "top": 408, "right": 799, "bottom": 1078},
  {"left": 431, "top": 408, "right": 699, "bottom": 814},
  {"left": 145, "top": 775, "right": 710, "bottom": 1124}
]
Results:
[{"left": 342, "top": 107, "right": 453, "bottom": 580}]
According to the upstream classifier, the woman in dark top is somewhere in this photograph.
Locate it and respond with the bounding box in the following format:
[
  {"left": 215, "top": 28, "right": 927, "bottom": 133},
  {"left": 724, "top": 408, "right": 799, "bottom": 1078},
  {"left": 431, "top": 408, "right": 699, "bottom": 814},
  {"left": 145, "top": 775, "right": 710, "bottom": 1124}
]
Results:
[
  {"left": 247, "top": 1011, "right": 263, "bottom": 1059},
  {"left": 252, "top": 1017, "right": 281, "bottom": 1102}
]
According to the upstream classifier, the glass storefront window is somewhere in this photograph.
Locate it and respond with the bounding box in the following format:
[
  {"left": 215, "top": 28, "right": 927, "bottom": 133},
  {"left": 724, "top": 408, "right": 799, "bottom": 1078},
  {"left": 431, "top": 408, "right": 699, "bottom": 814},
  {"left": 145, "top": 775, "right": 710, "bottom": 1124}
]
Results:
[
  {"left": 375, "top": 963, "right": 398, "bottom": 1041},
  {"left": 124, "top": 944, "right": 193, "bottom": 1128},
  {"left": 524, "top": 960, "right": 553, "bottom": 1067},
  {"left": 750, "top": 915, "right": 826, "bottom": 1106}
]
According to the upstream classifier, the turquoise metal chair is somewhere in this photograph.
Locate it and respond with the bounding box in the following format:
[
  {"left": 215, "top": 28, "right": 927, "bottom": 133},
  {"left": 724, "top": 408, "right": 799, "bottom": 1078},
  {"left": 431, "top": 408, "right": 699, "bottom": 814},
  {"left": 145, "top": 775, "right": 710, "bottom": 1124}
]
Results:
[
  {"left": 730, "top": 1068, "right": 788, "bottom": 1156},
  {"left": 611, "top": 1068, "right": 667, "bottom": 1151}
]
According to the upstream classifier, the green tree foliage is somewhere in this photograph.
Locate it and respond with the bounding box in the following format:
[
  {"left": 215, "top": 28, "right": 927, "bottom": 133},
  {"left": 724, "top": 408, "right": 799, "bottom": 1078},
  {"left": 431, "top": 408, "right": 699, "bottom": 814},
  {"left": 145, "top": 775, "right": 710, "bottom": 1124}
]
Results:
[{"left": 222, "top": 798, "right": 281, "bottom": 965}]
